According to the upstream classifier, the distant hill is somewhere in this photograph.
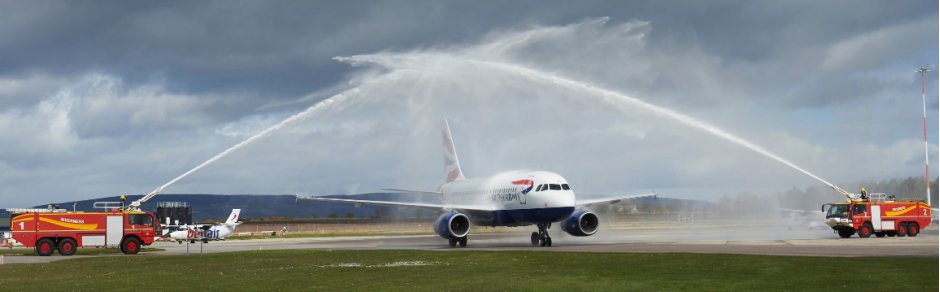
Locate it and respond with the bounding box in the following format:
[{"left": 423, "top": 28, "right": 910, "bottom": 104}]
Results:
[
  {"left": 20, "top": 193, "right": 441, "bottom": 222},
  {"left": 0, "top": 193, "right": 712, "bottom": 223}
]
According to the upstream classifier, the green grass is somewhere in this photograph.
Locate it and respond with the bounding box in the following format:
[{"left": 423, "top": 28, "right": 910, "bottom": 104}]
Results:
[
  {"left": 0, "top": 247, "right": 162, "bottom": 256},
  {"left": 0, "top": 250, "right": 935, "bottom": 291}
]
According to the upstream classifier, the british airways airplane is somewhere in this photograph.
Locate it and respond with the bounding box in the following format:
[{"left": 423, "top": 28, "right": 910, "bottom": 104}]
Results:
[{"left": 309, "top": 120, "right": 654, "bottom": 247}]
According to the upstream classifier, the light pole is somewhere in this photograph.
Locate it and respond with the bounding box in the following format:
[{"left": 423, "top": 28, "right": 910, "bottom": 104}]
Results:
[{"left": 917, "top": 67, "right": 931, "bottom": 207}]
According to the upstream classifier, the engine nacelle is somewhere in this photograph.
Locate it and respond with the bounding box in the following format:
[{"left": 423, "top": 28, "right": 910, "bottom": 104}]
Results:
[
  {"left": 561, "top": 210, "right": 599, "bottom": 237},
  {"left": 433, "top": 211, "right": 470, "bottom": 239}
]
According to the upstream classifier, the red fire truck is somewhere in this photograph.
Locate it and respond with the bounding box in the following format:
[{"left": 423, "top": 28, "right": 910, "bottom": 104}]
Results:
[
  {"left": 822, "top": 194, "right": 931, "bottom": 238},
  {"left": 8, "top": 207, "right": 159, "bottom": 256}
]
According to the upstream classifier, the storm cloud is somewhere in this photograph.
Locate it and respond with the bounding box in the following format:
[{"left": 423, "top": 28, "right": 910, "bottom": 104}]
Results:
[{"left": 0, "top": 1, "right": 936, "bottom": 207}]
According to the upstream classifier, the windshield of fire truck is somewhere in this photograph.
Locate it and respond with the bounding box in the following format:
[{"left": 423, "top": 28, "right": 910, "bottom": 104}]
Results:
[
  {"left": 826, "top": 204, "right": 850, "bottom": 218},
  {"left": 129, "top": 214, "right": 154, "bottom": 227}
]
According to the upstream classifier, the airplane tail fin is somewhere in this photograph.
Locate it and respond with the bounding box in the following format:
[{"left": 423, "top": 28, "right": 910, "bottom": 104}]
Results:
[
  {"left": 224, "top": 209, "right": 241, "bottom": 225},
  {"left": 442, "top": 119, "right": 465, "bottom": 183}
]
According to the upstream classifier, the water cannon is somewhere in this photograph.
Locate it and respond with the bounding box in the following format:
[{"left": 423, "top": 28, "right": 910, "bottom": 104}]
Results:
[
  {"left": 126, "top": 188, "right": 162, "bottom": 211},
  {"left": 821, "top": 183, "right": 856, "bottom": 201}
]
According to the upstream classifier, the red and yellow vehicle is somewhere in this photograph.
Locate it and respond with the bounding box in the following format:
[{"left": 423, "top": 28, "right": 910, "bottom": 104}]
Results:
[
  {"left": 822, "top": 194, "right": 931, "bottom": 238},
  {"left": 8, "top": 208, "right": 159, "bottom": 256}
]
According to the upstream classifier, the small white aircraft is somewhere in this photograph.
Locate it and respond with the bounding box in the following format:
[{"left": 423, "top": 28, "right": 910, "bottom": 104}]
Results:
[
  {"left": 166, "top": 209, "right": 242, "bottom": 244},
  {"left": 308, "top": 120, "right": 654, "bottom": 247}
]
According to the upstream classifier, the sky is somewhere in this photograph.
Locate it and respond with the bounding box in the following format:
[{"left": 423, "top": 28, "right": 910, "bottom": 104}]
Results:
[{"left": 0, "top": 0, "right": 937, "bottom": 207}]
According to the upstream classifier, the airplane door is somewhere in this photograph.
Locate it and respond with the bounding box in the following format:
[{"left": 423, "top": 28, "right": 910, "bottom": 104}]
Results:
[{"left": 106, "top": 216, "right": 123, "bottom": 246}]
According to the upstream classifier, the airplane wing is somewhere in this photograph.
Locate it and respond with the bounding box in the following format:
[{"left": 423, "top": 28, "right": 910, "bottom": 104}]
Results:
[
  {"left": 304, "top": 196, "right": 497, "bottom": 211},
  {"left": 576, "top": 192, "right": 657, "bottom": 206},
  {"left": 380, "top": 188, "right": 444, "bottom": 196}
]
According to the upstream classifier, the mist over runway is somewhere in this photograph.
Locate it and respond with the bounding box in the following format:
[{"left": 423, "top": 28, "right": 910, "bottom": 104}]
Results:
[
  {"left": 4, "top": 223, "right": 934, "bottom": 265},
  {"left": 149, "top": 225, "right": 938, "bottom": 258}
]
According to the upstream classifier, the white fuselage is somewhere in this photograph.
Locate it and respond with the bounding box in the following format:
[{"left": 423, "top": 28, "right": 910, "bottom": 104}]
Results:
[
  {"left": 439, "top": 170, "right": 577, "bottom": 227},
  {"left": 168, "top": 224, "right": 236, "bottom": 242},
  {"left": 166, "top": 209, "right": 241, "bottom": 243}
]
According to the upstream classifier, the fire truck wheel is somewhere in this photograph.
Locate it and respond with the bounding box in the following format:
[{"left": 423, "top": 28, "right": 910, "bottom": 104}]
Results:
[
  {"left": 35, "top": 238, "right": 56, "bottom": 256},
  {"left": 121, "top": 237, "right": 141, "bottom": 254},
  {"left": 57, "top": 238, "right": 77, "bottom": 256},
  {"left": 857, "top": 223, "right": 873, "bottom": 238},
  {"left": 837, "top": 228, "right": 854, "bottom": 238},
  {"left": 896, "top": 223, "right": 907, "bottom": 237},
  {"left": 906, "top": 223, "right": 919, "bottom": 237}
]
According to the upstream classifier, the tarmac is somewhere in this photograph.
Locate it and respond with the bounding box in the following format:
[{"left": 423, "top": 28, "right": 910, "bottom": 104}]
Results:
[{"left": 3, "top": 224, "right": 936, "bottom": 264}]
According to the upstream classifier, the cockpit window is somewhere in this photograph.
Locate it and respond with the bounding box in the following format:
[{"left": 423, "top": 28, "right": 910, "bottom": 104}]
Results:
[
  {"left": 536, "top": 184, "right": 546, "bottom": 192},
  {"left": 562, "top": 184, "right": 570, "bottom": 190},
  {"left": 549, "top": 184, "right": 561, "bottom": 190}
]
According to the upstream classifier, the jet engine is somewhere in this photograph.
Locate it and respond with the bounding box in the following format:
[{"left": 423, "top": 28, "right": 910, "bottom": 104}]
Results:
[
  {"left": 433, "top": 211, "right": 470, "bottom": 239},
  {"left": 560, "top": 210, "right": 599, "bottom": 236}
]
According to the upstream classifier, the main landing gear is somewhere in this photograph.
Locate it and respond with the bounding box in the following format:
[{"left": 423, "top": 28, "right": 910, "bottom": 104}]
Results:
[
  {"left": 530, "top": 223, "right": 552, "bottom": 247},
  {"left": 448, "top": 236, "right": 468, "bottom": 248}
]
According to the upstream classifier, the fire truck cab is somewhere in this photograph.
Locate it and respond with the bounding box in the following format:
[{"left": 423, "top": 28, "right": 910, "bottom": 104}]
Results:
[
  {"left": 9, "top": 207, "right": 160, "bottom": 256},
  {"left": 822, "top": 193, "right": 931, "bottom": 238}
]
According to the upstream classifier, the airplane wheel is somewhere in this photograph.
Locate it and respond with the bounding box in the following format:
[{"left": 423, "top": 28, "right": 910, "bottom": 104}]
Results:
[
  {"left": 907, "top": 223, "right": 919, "bottom": 237},
  {"left": 545, "top": 237, "right": 552, "bottom": 247},
  {"left": 35, "top": 238, "right": 55, "bottom": 256},
  {"left": 58, "top": 238, "right": 77, "bottom": 256},
  {"left": 875, "top": 232, "right": 885, "bottom": 238},
  {"left": 531, "top": 233, "right": 539, "bottom": 246},
  {"left": 448, "top": 238, "right": 457, "bottom": 247},
  {"left": 121, "top": 237, "right": 141, "bottom": 254},
  {"left": 458, "top": 236, "right": 467, "bottom": 248}
]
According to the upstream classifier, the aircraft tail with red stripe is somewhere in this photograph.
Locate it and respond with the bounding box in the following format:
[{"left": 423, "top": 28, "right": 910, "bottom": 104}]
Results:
[{"left": 442, "top": 119, "right": 466, "bottom": 183}]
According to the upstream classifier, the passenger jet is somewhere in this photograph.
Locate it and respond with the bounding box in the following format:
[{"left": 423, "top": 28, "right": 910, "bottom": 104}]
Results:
[{"left": 308, "top": 121, "right": 653, "bottom": 247}]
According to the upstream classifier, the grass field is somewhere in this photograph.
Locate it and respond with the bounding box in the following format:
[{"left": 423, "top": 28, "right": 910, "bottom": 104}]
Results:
[
  {"left": 0, "top": 250, "right": 936, "bottom": 291},
  {"left": 0, "top": 247, "right": 162, "bottom": 256}
]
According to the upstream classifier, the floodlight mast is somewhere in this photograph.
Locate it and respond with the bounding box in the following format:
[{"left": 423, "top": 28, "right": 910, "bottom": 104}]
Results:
[{"left": 918, "top": 67, "right": 931, "bottom": 207}]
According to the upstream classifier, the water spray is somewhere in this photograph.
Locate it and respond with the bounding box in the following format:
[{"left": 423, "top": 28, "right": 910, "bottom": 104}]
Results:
[
  {"left": 917, "top": 67, "right": 931, "bottom": 207},
  {"left": 466, "top": 59, "right": 855, "bottom": 199},
  {"left": 127, "top": 89, "right": 360, "bottom": 210}
]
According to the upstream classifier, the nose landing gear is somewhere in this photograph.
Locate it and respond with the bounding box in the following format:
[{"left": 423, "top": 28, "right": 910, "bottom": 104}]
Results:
[{"left": 530, "top": 223, "right": 552, "bottom": 247}]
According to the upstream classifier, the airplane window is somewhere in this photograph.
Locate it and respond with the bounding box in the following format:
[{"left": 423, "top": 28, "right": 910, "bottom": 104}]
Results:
[
  {"left": 562, "top": 184, "right": 570, "bottom": 190},
  {"left": 549, "top": 184, "right": 561, "bottom": 190},
  {"left": 539, "top": 184, "right": 547, "bottom": 191}
]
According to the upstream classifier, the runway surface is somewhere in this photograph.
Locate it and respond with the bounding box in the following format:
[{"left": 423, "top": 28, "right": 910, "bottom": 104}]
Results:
[{"left": 4, "top": 224, "right": 935, "bottom": 264}]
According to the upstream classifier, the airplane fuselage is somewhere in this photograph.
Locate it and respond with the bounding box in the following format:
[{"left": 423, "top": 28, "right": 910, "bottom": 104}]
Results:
[
  {"left": 168, "top": 224, "right": 235, "bottom": 242},
  {"left": 165, "top": 209, "right": 241, "bottom": 243},
  {"left": 440, "top": 170, "right": 576, "bottom": 227}
]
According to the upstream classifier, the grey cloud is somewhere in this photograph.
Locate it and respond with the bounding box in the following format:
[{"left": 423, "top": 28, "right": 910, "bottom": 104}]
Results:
[{"left": 0, "top": 1, "right": 936, "bottom": 207}]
